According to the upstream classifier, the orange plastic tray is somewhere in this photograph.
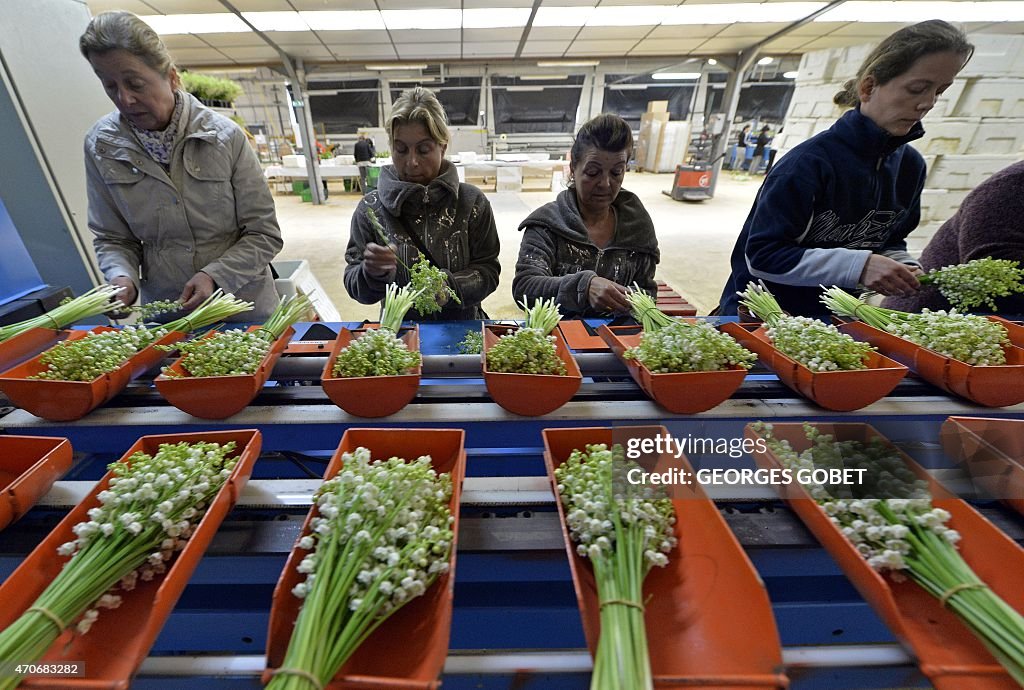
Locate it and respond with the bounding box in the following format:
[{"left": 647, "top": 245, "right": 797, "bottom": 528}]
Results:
[
  {"left": 542, "top": 426, "right": 788, "bottom": 689},
  {"left": 0, "top": 326, "right": 187, "bottom": 421},
  {"left": 720, "top": 322, "right": 908, "bottom": 411},
  {"left": 155, "top": 326, "right": 294, "bottom": 419},
  {"left": 557, "top": 320, "right": 610, "bottom": 352},
  {"left": 0, "top": 436, "right": 72, "bottom": 531},
  {"left": 265, "top": 428, "right": 466, "bottom": 690},
  {"left": 599, "top": 324, "right": 747, "bottom": 414},
  {"left": 0, "top": 429, "right": 261, "bottom": 689},
  {"left": 482, "top": 324, "right": 582, "bottom": 416},
  {"left": 745, "top": 422, "right": 1024, "bottom": 690},
  {"left": 941, "top": 416, "right": 1024, "bottom": 516},
  {"left": 840, "top": 320, "right": 1024, "bottom": 407},
  {"left": 321, "top": 325, "right": 421, "bottom": 418},
  {"left": 0, "top": 327, "right": 67, "bottom": 374}
]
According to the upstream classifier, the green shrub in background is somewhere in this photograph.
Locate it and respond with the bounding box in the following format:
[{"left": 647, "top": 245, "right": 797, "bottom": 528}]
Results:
[{"left": 180, "top": 72, "right": 244, "bottom": 104}]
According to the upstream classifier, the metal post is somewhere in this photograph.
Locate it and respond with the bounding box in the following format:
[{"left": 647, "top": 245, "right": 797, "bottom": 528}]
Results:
[
  {"left": 289, "top": 59, "right": 325, "bottom": 205},
  {"left": 709, "top": 52, "right": 753, "bottom": 198}
]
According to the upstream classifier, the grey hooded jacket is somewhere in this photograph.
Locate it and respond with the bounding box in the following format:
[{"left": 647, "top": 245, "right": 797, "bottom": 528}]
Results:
[
  {"left": 513, "top": 188, "right": 660, "bottom": 318},
  {"left": 344, "top": 161, "right": 500, "bottom": 320},
  {"left": 84, "top": 92, "right": 283, "bottom": 320}
]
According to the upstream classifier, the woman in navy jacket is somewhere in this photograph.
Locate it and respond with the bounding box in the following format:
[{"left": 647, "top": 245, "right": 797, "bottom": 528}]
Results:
[{"left": 718, "top": 20, "right": 973, "bottom": 316}]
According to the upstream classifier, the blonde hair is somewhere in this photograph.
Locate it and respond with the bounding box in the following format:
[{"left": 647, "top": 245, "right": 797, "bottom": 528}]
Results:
[
  {"left": 387, "top": 87, "right": 450, "bottom": 147},
  {"left": 833, "top": 20, "right": 973, "bottom": 108},
  {"left": 80, "top": 11, "right": 176, "bottom": 78}
]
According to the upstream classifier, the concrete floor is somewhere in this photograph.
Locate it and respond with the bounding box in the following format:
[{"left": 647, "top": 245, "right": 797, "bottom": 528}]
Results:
[{"left": 273, "top": 170, "right": 764, "bottom": 321}]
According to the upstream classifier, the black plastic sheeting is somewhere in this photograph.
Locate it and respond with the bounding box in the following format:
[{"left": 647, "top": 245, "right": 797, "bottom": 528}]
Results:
[
  {"left": 309, "top": 79, "right": 379, "bottom": 134},
  {"left": 602, "top": 83, "right": 695, "bottom": 132},
  {"left": 389, "top": 77, "right": 482, "bottom": 126},
  {"left": 709, "top": 83, "right": 795, "bottom": 122},
  {"left": 491, "top": 76, "right": 585, "bottom": 134}
]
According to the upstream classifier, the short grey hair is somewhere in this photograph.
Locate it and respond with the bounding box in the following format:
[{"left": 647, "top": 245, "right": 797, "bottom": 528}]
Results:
[
  {"left": 387, "top": 87, "right": 450, "bottom": 147},
  {"left": 80, "top": 11, "right": 176, "bottom": 77}
]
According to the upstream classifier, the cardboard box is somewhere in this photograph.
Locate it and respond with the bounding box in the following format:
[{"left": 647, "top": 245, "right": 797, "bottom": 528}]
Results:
[
  {"left": 637, "top": 111, "right": 671, "bottom": 171},
  {"left": 646, "top": 100, "right": 669, "bottom": 113}
]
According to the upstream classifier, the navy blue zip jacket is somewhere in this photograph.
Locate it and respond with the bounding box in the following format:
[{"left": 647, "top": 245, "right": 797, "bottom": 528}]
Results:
[{"left": 718, "top": 107, "right": 926, "bottom": 316}]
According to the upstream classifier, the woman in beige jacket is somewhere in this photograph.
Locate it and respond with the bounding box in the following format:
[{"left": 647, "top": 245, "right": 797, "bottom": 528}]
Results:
[{"left": 80, "top": 11, "right": 282, "bottom": 320}]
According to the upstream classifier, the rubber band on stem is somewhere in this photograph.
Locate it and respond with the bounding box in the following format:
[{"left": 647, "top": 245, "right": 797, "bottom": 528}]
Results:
[
  {"left": 27, "top": 606, "right": 67, "bottom": 633},
  {"left": 599, "top": 597, "right": 644, "bottom": 612},
  {"left": 852, "top": 303, "right": 874, "bottom": 321},
  {"left": 940, "top": 582, "right": 988, "bottom": 608}
]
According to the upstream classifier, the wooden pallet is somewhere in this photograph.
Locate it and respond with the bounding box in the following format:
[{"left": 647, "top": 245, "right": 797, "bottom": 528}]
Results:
[{"left": 655, "top": 279, "right": 698, "bottom": 316}]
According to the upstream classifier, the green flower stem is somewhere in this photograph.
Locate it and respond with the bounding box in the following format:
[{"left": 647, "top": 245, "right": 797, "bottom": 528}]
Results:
[
  {"left": 626, "top": 288, "right": 674, "bottom": 333},
  {"left": 758, "top": 425, "right": 1024, "bottom": 685},
  {"left": 0, "top": 442, "right": 236, "bottom": 689},
  {"left": 365, "top": 208, "right": 411, "bottom": 272},
  {"left": 162, "top": 290, "right": 253, "bottom": 333},
  {"left": 520, "top": 296, "right": 562, "bottom": 336},
  {"left": 268, "top": 452, "right": 453, "bottom": 690},
  {"left": 380, "top": 284, "right": 422, "bottom": 332},
  {"left": 0, "top": 286, "right": 124, "bottom": 344}
]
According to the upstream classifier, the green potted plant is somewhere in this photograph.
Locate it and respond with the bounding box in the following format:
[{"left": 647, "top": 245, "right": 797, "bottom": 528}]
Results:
[{"left": 180, "top": 71, "right": 244, "bottom": 108}]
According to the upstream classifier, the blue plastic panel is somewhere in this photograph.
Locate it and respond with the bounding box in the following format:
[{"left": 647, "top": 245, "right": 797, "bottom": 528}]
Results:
[{"left": 0, "top": 196, "right": 44, "bottom": 306}]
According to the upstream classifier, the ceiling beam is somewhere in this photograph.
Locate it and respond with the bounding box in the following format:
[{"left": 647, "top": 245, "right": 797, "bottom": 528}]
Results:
[
  {"left": 216, "top": 0, "right": 325, "bottom": 205},
  {"left": 515, "top": 0, "right": 543, "bottom": 60},
  {"left": 217, "top": 0, "right": 292, "bottom": 68},
  {"left": 742, "top": 0, "right": 848, "bottom": 69}
]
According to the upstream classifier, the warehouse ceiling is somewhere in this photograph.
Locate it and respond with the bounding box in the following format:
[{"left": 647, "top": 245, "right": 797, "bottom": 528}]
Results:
[{"left": 84, "top": 0, "right": 1024, "bottom": 71}]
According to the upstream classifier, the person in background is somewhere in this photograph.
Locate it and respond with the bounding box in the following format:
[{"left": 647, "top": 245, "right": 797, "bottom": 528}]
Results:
[
  {"left": 80, "top": 11, "right": 282, "bottom": 321},
  {"left": 512, "top": 113, "right": 659, "bottom": 318},
  {"left": 717, "top": 19, "right": 973, "bottom": 317},
  {"left": 736, "top": 124, "right": 751, "bottom": 169},
  {"left": 344, "top": 87, "right": 500, "bottom": 320},
  {"left": 748, "top": 125, "right": 771, "bottom": 174},
  {"left": 354, "top": 132, "right": 375, "bottom": 192},
  {"left": 883, "top": 159, "right": 1024, "bottom": 314},
  {"left": 763, "top": 126, "right": 783, "bottom": 175}
]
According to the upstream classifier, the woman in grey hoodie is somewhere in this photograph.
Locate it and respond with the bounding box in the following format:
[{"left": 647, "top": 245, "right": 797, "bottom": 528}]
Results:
[
  {"left": 344, "top": 87, "right": 500, "bottom": 320},
  {"left": 513, "top": 114, "right": 659, "bottom": 318}
]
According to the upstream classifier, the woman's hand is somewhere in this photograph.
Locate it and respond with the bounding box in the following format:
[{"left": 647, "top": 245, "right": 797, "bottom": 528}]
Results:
[
  {"left": 110, "top": 276, "right": 138, "bottom": 308},
  {"left": 859, "top": 255, "right": 921, "bottom": 296},
  {"left": 587, "top": 277, "right": 631, "bottom": 314},
  {"left": 179, "top": 271, "right": 216, "bottom": 311},
  {"left": 362, "top": 242, "right": 398, "bottom": 281}
]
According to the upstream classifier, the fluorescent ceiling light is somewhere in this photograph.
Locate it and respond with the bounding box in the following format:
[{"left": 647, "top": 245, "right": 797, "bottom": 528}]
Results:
[
  {"left": 783, "top": 71, "right": 799, "bottom": 79},
  {"left": 365, "top": 63, "right": 428, "bottom": 70},
  {"left": 816, "top": 1, "right": 1024, "bottom": 22},
  {"left": 300, "top": 11, "right": 385, "bottom": 31},
  {"left": 663, "top": 2, "right": 825, "bottom": 24},
  {"left": 757, "top": 56, "right": 775, "bottom": 65},
  {"left": 586, "top": 6, "right": 667, "bottom": 26},
  {"left": 241, "top": 11, "right": 308, "bottom": 32},
  {"left": 610, "top": 84, "right": 649, "bottom": 90},
  {"left": 533, "top": 6, "right": 593, "bottom": 27},
  {"left": 391, "top": 77, "right": 438, "bottom": 83},
  {"left": 505, "top": 86, "right": 545, "bottom": 92},
  {"left": 463, "top": 8, "right": 531, "bottom": 28},
  {"left": 382, "top": 9, "right": 461, "bottom": 30},
  {"left": 139, "top": 14, "right": 250, "bottom": 34},
  {"left": 520, "top": 74, "right": 568, "bottom": 80},
  {"left": 652, "top": 72, "right": 701, "bottom": 80},
  {"left": 537, "top": 60, "right": 600, "bottom": 67}
]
